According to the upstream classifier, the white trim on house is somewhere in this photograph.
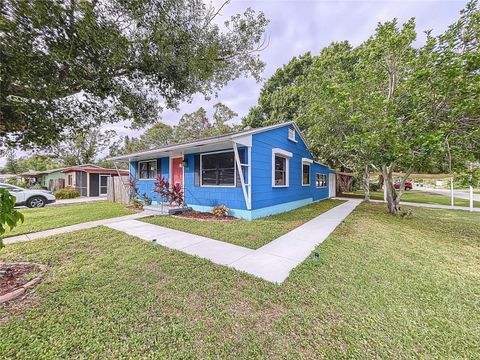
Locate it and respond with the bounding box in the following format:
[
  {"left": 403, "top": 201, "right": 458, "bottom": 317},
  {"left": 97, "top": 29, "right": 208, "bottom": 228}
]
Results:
[
  {"left": 329, "top": 173, "right": 336, "bottom": 197},
  {"left": 200, "top": 150, "right": 237, "bottom": 188},
  {"left": 138, "top": 159, "right": 158, "bottom": 180},
  {"left": 272, "top": 148, "right": 292, "bottom": 188},
  {"left": 302, "top": 159, "right": 312, "bottom": 186},
  {"left": 108, "top": 122, "right": 309, "bottom": 162},
  {"left": 233, "top": 142, "right": 251, "bottom": 209},
  {"left": 316, "top": 173, "right": 327, "bottom": 188},
  {"left": 288, "top": 127, "right": 297, "bottom": 143},
  {"left": 99, "top": 174, "right": 109, "bottom": 196}
]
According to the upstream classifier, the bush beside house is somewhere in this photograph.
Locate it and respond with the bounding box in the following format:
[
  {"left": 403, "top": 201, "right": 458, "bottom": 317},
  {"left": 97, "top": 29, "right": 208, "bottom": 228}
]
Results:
[{"left": 54, "top": 188, "right": 80, "bottom": 199}]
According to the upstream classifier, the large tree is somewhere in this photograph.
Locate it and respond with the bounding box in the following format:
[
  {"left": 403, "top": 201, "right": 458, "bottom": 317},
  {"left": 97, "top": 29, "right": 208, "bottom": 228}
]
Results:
[
  {"left": 0, "top": 0, "right": 268, "bottom": 149},
  {"left": 111, "top": 102, "right": 240, "bottom": 156},
  {"left": 243, "top": 52, "right": 314, "bottom": 128},
  {"left": 52, "top": 127, "right": 118, "bottom": 165}
]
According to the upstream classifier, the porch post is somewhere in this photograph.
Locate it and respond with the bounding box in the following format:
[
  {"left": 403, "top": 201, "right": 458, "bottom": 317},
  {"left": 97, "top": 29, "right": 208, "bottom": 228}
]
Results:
[
  {"left": 247, "top": 146, "right": 252, "bottom": 210},
  {"left": 232, "top": 142, "right": 251, "bottom": 210}
]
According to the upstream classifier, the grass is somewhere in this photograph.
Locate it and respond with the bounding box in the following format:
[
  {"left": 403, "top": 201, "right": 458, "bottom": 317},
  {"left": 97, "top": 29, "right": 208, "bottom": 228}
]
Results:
[
  {"left": 4, "top": 202, "right": 135, "bottom": 237},
  {"left": 141, "top": 199, "right": 344, "bottom": 249},
  {"left": 1, "top": 203, "right": 479, "bottom": 358},
  {"left": 345, "top": 189, "right": 480, "bottom": 207}
]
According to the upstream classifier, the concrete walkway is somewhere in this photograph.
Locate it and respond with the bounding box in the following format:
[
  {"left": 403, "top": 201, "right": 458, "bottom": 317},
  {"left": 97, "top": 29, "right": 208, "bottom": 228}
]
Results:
[
  {"left": 3, "top": 212, "right": 155, "bottom": 245},
  {"left": 105, "top": 199, "right": 362, "bottom": 283}
]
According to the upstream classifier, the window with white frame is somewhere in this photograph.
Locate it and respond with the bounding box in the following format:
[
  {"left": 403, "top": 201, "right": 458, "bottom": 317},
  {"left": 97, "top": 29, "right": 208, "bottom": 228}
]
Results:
[
  {"left": 201, "top": 151, "right": 235, "bottom": 186},
  {"left": 316, "top": 173, "right": 327, "bottom": 188},
  {"left": 302, "top": 162, "right": 311, "bottom": 186},
  {"left": 67, "top": 174, "right": 73, "bottom": 186},
  {"left": 274, "top": 155, "right": 287, "bottom": 186},
  {"left": 272, "top": 148, "right": 292, "bottom": 187},
  {"left": 288, "top": 127, "right": 296, "bottom": 142},
  {"left": 138, "top": 160, "right": 157, "bottom": 179}
]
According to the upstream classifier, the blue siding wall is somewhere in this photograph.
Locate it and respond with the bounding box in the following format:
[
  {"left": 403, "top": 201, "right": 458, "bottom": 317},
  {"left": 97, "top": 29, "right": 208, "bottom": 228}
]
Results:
[
  {"left": 128, "top": 124, "right": 335, "bottom": 218},
  {"left": 183, "top": 150, "right": 247, "bottom": 210},
  {"left": 250, "top": 125, "right": 333, "bottom": 210},
  {"left": 131, "top": 158, "right": 169, "bottom": 203}
]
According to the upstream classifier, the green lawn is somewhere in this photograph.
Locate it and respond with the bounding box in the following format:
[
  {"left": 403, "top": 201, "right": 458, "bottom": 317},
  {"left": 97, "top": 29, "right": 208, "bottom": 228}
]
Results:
[
  {"left": 4, "top": 202, "right": 135, "bottom": 237},
  {"left": 1, "top": 203, "right": 479, "bottom": 358},
  {"left": 141, "top": 199, "right": 344, "bottom": 249},
  {"left": 345, "top": 189, "right": 480, "bottom": 207}
]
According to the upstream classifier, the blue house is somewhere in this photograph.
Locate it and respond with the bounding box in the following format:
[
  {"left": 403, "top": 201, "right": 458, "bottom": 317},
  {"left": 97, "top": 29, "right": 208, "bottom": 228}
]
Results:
[{"left": 110, "top": 122, "right": 336, "bottom": 220}]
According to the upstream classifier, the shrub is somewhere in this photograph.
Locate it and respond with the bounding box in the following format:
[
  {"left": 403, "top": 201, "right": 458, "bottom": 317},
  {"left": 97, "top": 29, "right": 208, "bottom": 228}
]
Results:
[
  {"left": 30, "top": 183, "right": 46, "bottom": 190},
  {"left": 369, "top": 183, "right": 381, "bottom": 192},
  {"left": 6, "top": 178, "right": 29, "bottom": 188},
  {"left": 212, "top": 205, "right": 229, "bottom": 218},
  {"left": 130, "top": 197, "right": 144, "bottom": 210},
  {"left": 153, "top": 177, "right": 184, "bottom": 206},
  {"left": 54, "top": 188, "right": 80, "bottom": 199},
  {"left": 141, "top": 192, "right": 152, "bottom": 205}
]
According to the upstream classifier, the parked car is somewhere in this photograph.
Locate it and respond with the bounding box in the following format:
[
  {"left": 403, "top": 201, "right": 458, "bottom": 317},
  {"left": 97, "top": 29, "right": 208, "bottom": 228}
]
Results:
[
  {"left": 0, "top": 183, "right": 56, "bottom": 208},
  {"left": 394, "top": 181, "right": 413, "bottom": 191}
]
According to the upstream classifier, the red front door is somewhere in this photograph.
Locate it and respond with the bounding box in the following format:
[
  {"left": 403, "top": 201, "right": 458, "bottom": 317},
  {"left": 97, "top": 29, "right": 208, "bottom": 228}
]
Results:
[{"left": 172, "top": 157, "right": 183, "bottom": 188}]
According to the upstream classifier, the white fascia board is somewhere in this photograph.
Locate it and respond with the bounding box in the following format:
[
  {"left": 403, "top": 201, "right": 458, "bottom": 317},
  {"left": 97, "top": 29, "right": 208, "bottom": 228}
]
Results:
[
  {"left": 232, "top": 134, "right": 252, "bottom": 147},
  {"left": 272, "top": 148, "right": 293, "bottom": 158}
]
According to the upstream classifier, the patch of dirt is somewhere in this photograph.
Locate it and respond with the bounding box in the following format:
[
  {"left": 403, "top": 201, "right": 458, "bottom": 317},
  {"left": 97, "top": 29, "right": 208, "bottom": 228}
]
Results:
[
  {"left": 173, "top": 210, "right": 239, "bottom": 221},
  {"left": 0, "top": 263, "right": 45, "bottom": 296}
]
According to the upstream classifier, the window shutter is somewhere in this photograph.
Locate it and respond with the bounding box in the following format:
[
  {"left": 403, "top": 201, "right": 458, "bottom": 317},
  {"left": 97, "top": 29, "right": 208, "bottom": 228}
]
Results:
[
  {"left": 194, "top": 155, "right": 200, "bottom": 186},
  {"left": 157, "top": 158, "right": 162, "bottom": 178}
]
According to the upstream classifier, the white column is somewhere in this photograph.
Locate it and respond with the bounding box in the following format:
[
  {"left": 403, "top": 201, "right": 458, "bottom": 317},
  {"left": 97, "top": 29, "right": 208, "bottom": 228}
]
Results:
[
  {"left": 232, "top": 142, "right": 251, "bottom": 210},
  {"left": 247, "top": 146, "right": 252, "bottom": 209},
  {"left": 450, "top": 176, "right": 454, "bottom": 207},
  {"left": 470, "top": 186, "right": 474, "bottom": 211}
]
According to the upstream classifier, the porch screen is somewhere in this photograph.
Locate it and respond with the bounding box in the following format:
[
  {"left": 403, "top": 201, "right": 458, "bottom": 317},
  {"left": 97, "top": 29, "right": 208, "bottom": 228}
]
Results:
[{"left": 201, "top": 152, "right": 235, "bottom": 186}]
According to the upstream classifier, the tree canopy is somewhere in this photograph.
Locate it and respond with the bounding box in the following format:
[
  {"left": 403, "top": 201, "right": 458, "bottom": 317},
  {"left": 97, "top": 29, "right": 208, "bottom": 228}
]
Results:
[
  {"left": 243, "top": 52, "right": 314, "bottom": 128},
  {"left": 112, "top": 102, "right": 241, "bottom": 156},
  {"left": 244, "top": 0, "right": 479, "bottom": 214},
  {"left": 0, "top": 0, "right": 268, "bottom": 149}
]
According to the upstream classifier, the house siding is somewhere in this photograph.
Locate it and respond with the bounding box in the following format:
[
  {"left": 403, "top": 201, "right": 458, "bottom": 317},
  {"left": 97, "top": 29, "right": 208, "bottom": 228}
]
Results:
[
  {"left": 128, "top": 123, "right": 335, "bottom": 219},
  {"left": 250, "top": 125, "right": 333, "bottom": 211},
  {"left": 183, "top": 150, "right": 247, "bottom": 210},
  {"left": 131, "top": 158, "right": 167, "bottom": 203}
]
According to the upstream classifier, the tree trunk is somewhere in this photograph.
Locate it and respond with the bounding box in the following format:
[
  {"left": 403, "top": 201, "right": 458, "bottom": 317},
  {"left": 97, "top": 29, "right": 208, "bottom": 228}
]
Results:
[
  {"left": 364, "top": 165, "right": 370, "bottom": 202},
  {"left": 381, "top": 165, "right": 401, "bottom": 215}
]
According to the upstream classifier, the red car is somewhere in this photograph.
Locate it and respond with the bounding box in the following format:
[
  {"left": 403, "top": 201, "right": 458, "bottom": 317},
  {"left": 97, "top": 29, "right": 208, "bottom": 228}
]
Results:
[{"left": 394, "top": 181, "right": 413, "bottom": 190}]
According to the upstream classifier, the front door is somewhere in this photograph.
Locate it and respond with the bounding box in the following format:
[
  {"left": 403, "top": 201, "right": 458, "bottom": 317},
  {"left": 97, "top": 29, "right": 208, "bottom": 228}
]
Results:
[
  {"left": 100, "top": 175, "right": 109, "bottom": 196},
  {"left": 171, "top": 157, "right": 184, "bottom": 188},
  {"left": 329, "top": 173, "right": 336, "bottom": 198}
]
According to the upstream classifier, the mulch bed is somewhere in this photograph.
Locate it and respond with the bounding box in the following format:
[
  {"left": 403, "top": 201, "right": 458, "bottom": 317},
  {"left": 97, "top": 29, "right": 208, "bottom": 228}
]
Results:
[
  {"left": 173, "top": 210, "right": 239, "bottom": 221},
  {"left": 0, "top": 263, "right": 48, "bottom": 304}
]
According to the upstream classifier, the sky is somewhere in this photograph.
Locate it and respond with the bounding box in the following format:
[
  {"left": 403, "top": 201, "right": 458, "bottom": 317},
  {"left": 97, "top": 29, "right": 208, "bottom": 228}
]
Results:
[
  {"left": 0, "top": 0, "right": 469, "bottom": 167},
  {"left": 109, "top": 0, "right": 468, "bottom": 135}
]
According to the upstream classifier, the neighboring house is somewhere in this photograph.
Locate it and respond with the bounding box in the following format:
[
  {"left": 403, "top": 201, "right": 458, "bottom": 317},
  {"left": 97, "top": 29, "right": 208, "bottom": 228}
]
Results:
[
  {"left": 0, "top": 173, "right": 20, "bottom": 183},
  {"left": 62, "top": 166, "right": 129, "bottom": 197},
  {"left": 21, "top": 164, "right": 128, "bottom": 196},
  {"left": 110, "top": 122, "right": 336, "bottom": 220}
]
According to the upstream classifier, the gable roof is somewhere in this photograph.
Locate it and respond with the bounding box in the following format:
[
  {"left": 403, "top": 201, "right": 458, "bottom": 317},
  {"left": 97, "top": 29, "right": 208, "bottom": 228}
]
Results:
[{"left": 108, "top": 121, "right": 309, "bottom": 161}]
